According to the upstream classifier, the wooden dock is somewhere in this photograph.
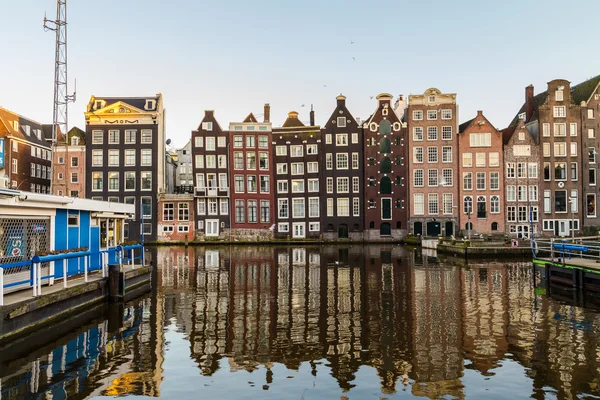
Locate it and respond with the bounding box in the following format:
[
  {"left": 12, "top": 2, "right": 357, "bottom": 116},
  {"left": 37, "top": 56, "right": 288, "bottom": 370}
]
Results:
[{"left": 534, "top": 257, "right": 600, "bottom": 291}]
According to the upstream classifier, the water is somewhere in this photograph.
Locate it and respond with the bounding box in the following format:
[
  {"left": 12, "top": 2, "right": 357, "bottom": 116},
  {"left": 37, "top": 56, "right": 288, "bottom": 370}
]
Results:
[{"left": 2, "top": 245, "right": 600, "bottom": 399}]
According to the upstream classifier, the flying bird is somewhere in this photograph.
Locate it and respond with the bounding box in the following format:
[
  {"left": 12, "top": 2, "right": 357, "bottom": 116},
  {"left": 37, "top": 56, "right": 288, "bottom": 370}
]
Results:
[
  {"left": 323, "top": 85, "right": 327, "bottom": 87},
  {"left": 351, "top": 40, "right": 355, "bottom": 44},
  {"left": 352, "top": 57, "right": 355, "bottom": 61},
  {"left": 301, "top": 104, "right": 305, "bottom": 107},
  {"left": 370, "top": 96, "right": 374, "bottom": 99}
]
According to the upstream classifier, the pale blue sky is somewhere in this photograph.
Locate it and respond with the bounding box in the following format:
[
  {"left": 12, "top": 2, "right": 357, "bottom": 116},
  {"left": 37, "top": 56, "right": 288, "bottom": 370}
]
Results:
[{"left": 2, "top": 0, "right": 599, "bottom": 147}]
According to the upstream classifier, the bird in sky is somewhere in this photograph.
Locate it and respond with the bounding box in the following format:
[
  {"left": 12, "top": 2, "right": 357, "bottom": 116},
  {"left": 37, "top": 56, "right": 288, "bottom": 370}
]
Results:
[
  {"left": 370, "top": 96, "right": 374, "bottom": 99},
  {"left": 352, "top": 57, "right": 356, "bottom": 61},
  {"left": 323, "top": 85, "right": 327, "bottom": 87},
  {"left": 351, "top": 40, "right": 355, "bottom": 44},
  {"left": 301, "top": 104, "right": 305, "bottom": 107}
]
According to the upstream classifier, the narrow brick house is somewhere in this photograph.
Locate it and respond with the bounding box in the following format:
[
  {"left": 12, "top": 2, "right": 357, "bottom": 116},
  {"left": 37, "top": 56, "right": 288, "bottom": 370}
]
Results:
[
  {"left": 407, "top": 88, "right": 459, "bottom": 237},
  {"left": 458, "top": 111, "right": 504, "bottom": 236},
  {"left": 157, "top": 193, "right": 195, "bottom": 242},
  {"left": 229, "top": 110, "right": 274, "bottom": 240},
  {"left": 52, "top": 127, "right": 86, "bottom": 198},
  {"left": 321, "top": 95, "right": 363, "bottom": 240},
  {"left": 191, "top": 110, "right": 230, "bottom": 239},
  {"left": 502, "top": 118, "right": 540, "bottom": 238},
  {"left": 273, "top": 110, "right": 321, "bottom": 239},
  {"left": 363, "top": 94, "right": 408, "bottom": 239}
]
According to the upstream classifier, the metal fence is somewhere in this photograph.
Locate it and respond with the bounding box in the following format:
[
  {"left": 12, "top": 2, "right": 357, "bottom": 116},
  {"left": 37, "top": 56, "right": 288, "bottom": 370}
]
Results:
[{"left": 535, "top": 236, "right": 600, "bottom": 262}]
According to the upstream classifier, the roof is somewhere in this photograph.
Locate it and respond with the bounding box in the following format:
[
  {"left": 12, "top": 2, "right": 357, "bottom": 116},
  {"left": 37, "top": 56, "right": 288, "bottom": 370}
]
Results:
[
  {"left": 458, "top": 118, "right": 475, "bottom": 133},
  {"left": 510, "top": 75, "right": 600, "bottom": 126},
  {"left": 281, "top": 111, "right": 306, "bottom": 128},
  {"left": 89, "top": 95, "right": 161, "bottom": 111},
  {"left": 243, "top": 113, "right": 258, "bottom": 123},
  {"left": 501, "top": 126, "right": 516, "bottom": 145},
  {"left": 0, "top": 106, "right": 55, "bottom": 148},
  {"left": 56, "top": 126, "right": 86, "bottom": 145}
]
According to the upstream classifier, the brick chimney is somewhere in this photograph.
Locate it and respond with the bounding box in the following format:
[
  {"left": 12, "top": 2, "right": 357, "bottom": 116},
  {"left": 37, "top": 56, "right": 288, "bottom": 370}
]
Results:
[
  {"left": 264, "top": 103, "right": 270, "bottom": 123},
  {"left": 336, "top": 94, "right": 346, "bottom": 107},
  {"left": 525, "top": 85, "right": 534, "bottom": 122},
  {"left": 310, "top": 105, "right": 315, "bottom": 126}
]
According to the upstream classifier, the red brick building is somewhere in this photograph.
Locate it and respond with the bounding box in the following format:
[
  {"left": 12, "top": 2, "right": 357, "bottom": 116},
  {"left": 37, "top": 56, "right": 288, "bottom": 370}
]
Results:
[
  {"left": 458, "top": 111, "right": 504, "bottom": 236},
  {"left": 52, "top": 127, "right": 86, "bottom": 198},
  {"left": 229, "top": 111, "right": 274, "bottom": 239},
  {"left": 363, "top": 94, "right": 408, "bottom": 239},
  {"left": 157, "top": 193, "right": 195, "bottom": 242}
]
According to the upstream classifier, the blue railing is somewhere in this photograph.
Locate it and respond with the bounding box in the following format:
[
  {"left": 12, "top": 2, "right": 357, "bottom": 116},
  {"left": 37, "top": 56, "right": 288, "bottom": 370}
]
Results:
[{"left": 0, "top": 243, "right": 145, "bottom": 306}]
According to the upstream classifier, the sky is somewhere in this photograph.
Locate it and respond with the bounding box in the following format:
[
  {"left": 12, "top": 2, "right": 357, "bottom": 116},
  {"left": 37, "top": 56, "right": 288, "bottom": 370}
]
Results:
[{"left": 2, "top": 0, "right": 600, "bottom": 148}]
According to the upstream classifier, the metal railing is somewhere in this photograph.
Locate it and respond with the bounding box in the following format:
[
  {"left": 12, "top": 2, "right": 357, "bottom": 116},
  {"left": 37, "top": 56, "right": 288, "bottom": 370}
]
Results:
[
  {"left": 535, "top": 236, "right": 600, "bottom": 263},
  {"left": 0, "top": 244, "right": 145, "bottom": 306}
]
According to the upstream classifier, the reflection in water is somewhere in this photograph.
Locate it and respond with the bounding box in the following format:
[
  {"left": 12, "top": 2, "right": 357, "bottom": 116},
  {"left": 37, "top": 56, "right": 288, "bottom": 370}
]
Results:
[{"left": 2, "top": 245, "right": 600, "bottom": 399}]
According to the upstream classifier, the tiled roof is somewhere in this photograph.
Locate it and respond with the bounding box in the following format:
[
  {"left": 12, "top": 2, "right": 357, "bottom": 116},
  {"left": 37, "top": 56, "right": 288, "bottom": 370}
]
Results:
[
  {"left": 458, "top": 118, "right": 475, "bottom": 133},
  {"left": 501, "top": 126, "right": 516, "bottom": 145},
  {"left": 0, "top": 107, "right": 55, "bottom": 147},
  {"left": 91, "top": 96, "right": 160, "bottom": 111},
  {"left": 243, "top": 113, "right": 258, "bottom": 123},
  {"left": 281, "top": 111, "right": 306, "bottom": 128}
]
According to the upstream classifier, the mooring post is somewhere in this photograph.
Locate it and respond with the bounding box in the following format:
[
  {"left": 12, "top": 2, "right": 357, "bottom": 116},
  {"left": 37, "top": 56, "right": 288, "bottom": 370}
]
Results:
[{"left": 108, "top": 264, "right": 124, "bottom": 302}]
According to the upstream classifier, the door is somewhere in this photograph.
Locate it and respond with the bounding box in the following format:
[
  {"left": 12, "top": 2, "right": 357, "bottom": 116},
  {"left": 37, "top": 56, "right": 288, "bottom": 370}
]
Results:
[
  {"left": 380, "top": 223, "right": 391, "bottom": 236},
  {"left": 558, "top": 221, "right": 568, "bottom": 237},
  {"left": 293, "top": 223, "right": 305, "bottom": 238},
  {"left": 381, "top": 199, "right": 392, "bottom": 220},
  {"left": 338, "top": 224, "right": 349, "bottom": 239},
  {"left": 205, "top": 219, "right": 219, "bottom": 236},
  {"left": 445, "top": 221, "right": 454, "bottom": 237},
  {"left": 414, "top": 222, "right": 423, "bottom": 236},
  {"left": 426, "top": 221, "right": 441, "bottom": 237}
]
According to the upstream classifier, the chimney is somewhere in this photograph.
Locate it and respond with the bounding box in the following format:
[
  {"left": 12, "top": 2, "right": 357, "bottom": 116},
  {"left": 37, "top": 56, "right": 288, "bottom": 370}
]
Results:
[
  {"left": 310, "top": 105, "right": 315, "bottom": 126},
  {"left": 525, "top": 85, "right": 534, "bottom": 122},
  {"left": 264, "top": 103, "right": 270, "bottom": 123},
  {"left": 336, "top": 94, "right": 346, "bottom": 107}
]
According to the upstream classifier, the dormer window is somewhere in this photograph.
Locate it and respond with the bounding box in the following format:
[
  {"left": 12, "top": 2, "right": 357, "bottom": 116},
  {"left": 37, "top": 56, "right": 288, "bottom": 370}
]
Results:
[
  {"left": 94, "top": 100, "right": 105, "bottom": 110},
  {"left": 202, "top": 122, "right": 213, "bottom": 131},
  {"left": 13, "top": 121, "right": 19, "bottom": 131},
  {"left": 518, "top": 112, "right": 526, "bottom": 121},
  {"left": 71, "top": 136, "right": 80, "bottom": 146},
  {"left": 144, "top": 99, "right": 156, "bottom": 110},
  {"left": 555, "top": 89, "right": 564, "bottom": 101},
  {"left": 428, "top": 96, "right": 435, "bottom": 102},
  {"left": 519, "top": 132, "right": 525, "bottom": 141},
  {"left": 23, "top": 125, "right": 31, "bottom": 135}
]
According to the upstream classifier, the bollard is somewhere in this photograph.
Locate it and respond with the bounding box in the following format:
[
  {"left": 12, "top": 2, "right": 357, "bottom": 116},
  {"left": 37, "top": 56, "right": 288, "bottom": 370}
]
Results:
[
  {"left": 108, "top": 264, "right": 125, "bottom": 302},
  {"left": 107, "top": 301, "right": 124, "bottom": 334}
]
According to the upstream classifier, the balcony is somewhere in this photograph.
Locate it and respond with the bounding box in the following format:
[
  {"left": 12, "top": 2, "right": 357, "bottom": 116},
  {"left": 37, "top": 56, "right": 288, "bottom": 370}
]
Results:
[
  {"left": 194, "top": 187, "right": 229, "bottom": 197},
  {"left": 174, "top": 185, "right": 194, "bottom": 194}
]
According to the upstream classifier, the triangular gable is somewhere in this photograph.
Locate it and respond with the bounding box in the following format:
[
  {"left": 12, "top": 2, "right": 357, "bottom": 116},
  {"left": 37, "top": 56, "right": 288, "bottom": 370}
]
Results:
[
  {"left": 243, "top": 113, "right": 258, "bottom": 123},
  {"left": 94, "top": 101, "right": 147, "bottom": 115}
]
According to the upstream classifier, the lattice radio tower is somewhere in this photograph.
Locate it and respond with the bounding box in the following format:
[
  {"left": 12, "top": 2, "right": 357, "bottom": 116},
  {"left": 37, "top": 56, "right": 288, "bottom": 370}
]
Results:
[{"left": 44, "top": 0, "right": 76, "bottom": 194}]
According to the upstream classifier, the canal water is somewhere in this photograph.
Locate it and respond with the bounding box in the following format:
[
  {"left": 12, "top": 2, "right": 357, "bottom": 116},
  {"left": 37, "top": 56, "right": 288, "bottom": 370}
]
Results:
[{"left": 1, "top": 245, "right": 600, "bottom": 399}]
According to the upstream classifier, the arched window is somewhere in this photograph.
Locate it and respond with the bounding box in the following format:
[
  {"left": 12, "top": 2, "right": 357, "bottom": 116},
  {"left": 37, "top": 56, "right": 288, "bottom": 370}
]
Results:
[
  {"left": 477, "top": 196, "right": 486, "bottom": 218},
  {"left": 379, "top": 119, "right": 391, "bottom": 135},
  {"left": 490, "top": 195, "right": 500, "bottom": 214},
  {"left": 491, "top": 222, "right": 498, "bottom": 231},
  {"left": 380, "top": 157, "right": 392, "bottom": 173},
  {"left": 463, "top": 196, "right": 473, "bottom": 214},
  {"left": 380, "top": 176, "right": 392, "bottom": 194},
  {"left": 465, "top": 222, "right": 473, "bottom": 231},
  {"left": 379, "top": 138, "right": 391, "bottom": 154}
]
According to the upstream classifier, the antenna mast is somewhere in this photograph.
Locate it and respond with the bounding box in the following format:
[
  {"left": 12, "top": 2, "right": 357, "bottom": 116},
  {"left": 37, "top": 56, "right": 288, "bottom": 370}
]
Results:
[{"left": 44, "top": 0, "right": 76, "bottom": 195}]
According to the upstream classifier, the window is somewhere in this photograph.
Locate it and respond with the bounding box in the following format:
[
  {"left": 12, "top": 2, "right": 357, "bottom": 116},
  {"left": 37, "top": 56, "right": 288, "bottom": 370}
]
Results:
[
  {"left": 554, "top": 162, "right": 567, "bottom": 181},
  {"left": 570, "top": 123, "right": 578, "bottom": 136},
  {"left": 427, "top": 147, "right": 438, "bottom": 163},
  {"left": 414, "top": 147, "right": 424, "bottom": 163},
  {"left": 507, "top": 206, "right": 516, "bottom": 222},
  {"left": 414, "top": 169, "right": 424, "bottom": 187},
  {"left": 260, "top": 176, "right": 270, "bottom": 193},
  {"left": 571, "top": 190, "right": 578, "bottom": 213},
  {"left": 307, "top": 161, "right": 318, "bottom": 173},
  {"left": 235, "top": 200, "right": 245, "bottom": 223},
  {"left": 469, "top": 133, "right": 491, "bottom": 147},
  {"left": 275, "top": 164, "right": 288, "bottom": 177},
  {"left": 590, "top": 168, "right": 597, "bottom": 186},
  {"left": 441, "top": 109, "right": 452, "bottom": 120},
  {"left": 428, "top": 169, "right": 438, "bottom": 187},
  {"left": 413, "top": 110, "right": 423, "bottom": 120},
  {"left": 125, "top": 171, "right": 135, "bottom": 190},
  {"left": 163, "top": 203, "right": 174, "bottom": 221},
  {"left": 218, "top": 155, "right": 226, "bottom": 168},
  {"left": 71, "top": 172, "right": 78, "bottom": 183},
  {"left": 247, "top": 175, "right": 257, "bottom": 192},
  {"left": 414, "top": 193, "right": 424, "bottom": 215},
  {"left": 570, "top": 142, "right": 577, "bottom": 157},
  {"left": 490, "top": 172, "right": 499, "bottom": 190},
  {"left": 92, "top": 130, "right": 103, "bottom": 144},
  {"left": 442, "top": 146, "right": 452, "bottom": 163},
  {"left": 291, "top": 163, "right": 304, "bottom": 175},
  {"left": 233, "top": 136, "right": 243, "bottom": 148},
  {"left": 352, "top": 198, "right": 360, "bottom": 217},
  {"left": 141, "top": 129, "right": 152, "bottom": 144},
  {"left": 247, "top": 200, "right": 258, "bottom": 223},
  {"left": 413, "top": 127, "right": 423, "bottom": 141},
  {"left": 246, "top": 136, "right": 256, "bottom": 148},
  {"left": 71, "top": 157, "right": 79, "bottom": 167},
  {"left": 278, "top": 223, "right": 289, "bottom": 233},
  {"left": 544, "top": 190, "right": 551, "bottom": 213},
  {"left": 326, "top": 198, "right": 334, "bottom": 216},
  {"left": 543, "top": 143, "right": 550, "bottom": 157},
  {"left": 337, "top": 198, "right": 349, "bottom": 217},
  {"left": 463, "top": 172, "right": 472, "bottom": 190},
  {"left": 427, "top": 110, "right": 437, "bottom": 120},
  {"left": 428, "top": 193, "right": 439, "bottom": 214},
  {"left": 108, "top": 172, "right": 119, "bottom": 191},
  {"left": 588, "top": 109, "right": 595, "bottom": 119},
  {"left": 518, "top": 206, "right": 528, "bottom": 222},
  {"left": 123, "top": 129, "right": 136, "bottom": 144},
  {"left": 442, "top": 126, "right": 452, "bottom": 140},
  {"left": 325, "top": 134, "right": 332, "bottom": 144},
  {"left": 476, "top": 172, "right": 486, "bottom": 190},
  {"left": 336, "top": 134, "right": 348, "bottom": 146},
  {"left": 463, "top": 153, "right": 472, "bottom": 167},
  {"left": 326, "top": 177, "right": 333, "bottom": 193},
  {"left": 477, "top": 196, "right": 487, "bottom": 218},
  {"left": 219, "top": 198, "right": 228, "bottom": 215},
  {"left": 352, "top": 153, "right": 359, "bottom": 169},
  {"left": 308, "top": 178, "right": 319, "bottom": 192},
  {"left": 517, "top": 162, "right": 527, "bottom": 178},
  {"left": 246, "top": 152, "right": 256, "bottom": 169},
  {"left": 336, "top": 153, "right": 348, "bottom": 169},
  {"left": 590, "top": 148, "right": 597, "bottom": 163},
  {"left": 529, "top": 185, "right": 538, "bottom": 201},
  {"left": 544, "top": 162, "right": 551, "bottom": 181},
  {"left": 476, "top": 152, "right": 486, "bottom": 167},
  {"left": 306, "top": 144, "right": 318, "bottom": 155},
  {"left": 308, "top": 198, "right": 319, "bottom": 218},
  {"left": 277, "top": 180, "right": 288, "bottom": 193},
  {"left": 290, "top": 145, "right": 303, "bottom": 157},
  {"left": 571, "top": 162, "right": 578, "bottom": 180},
  {"left": 489, "top": 152, "right": 499, "bottom": 167},
  {"left": 108, "top": 149, "right": 119, "bottom": 166},
  {"left": 141, "top": 171, "right": 152, "bottom": 190},
  {"left": 555, "top": 89, "right": 564, "bottom": 101},
  {"left": 108, "top": 130, "right": 119, "bottom": 144},
  {"left": 553, "top": 106, "right": 566, "bottom": 117},
  {"left": 92, "top": 172, "right": 103, "bottom": 191},
  {"left": 260, "top": 200, "right": 270, "bottom": 223},
  {"left": 337, "top": 177, "right": 349, "bottom": 193},
  {"left": 442, "top": 169, "right": 453, "bottom": 186},
  {"left": 464, "top": 196, "right": 473, "bottom": 214},
  {"left": 587, "top": 194, "right": 596, "bottom": 217},
  {"left": 351, "top": 133, "right": 358, "bottom": 144},
  {"left": 293, "top": 198, "right": 305, "bottom": 218},
  {"left": 554, "top": 123, "right": 566, "bottom": 137},
  {"left": 195, "top": 136, "right": 204, "bottom": 147},
  {"left": 542, "top": 123, "right": 550, "bottom": 137},
  {"left": 291, "top": 179, "right": 304, "bottom": 193},
  {"left": 125, "top": 149, "right": 135, "bottom": 166},
  {"left": 259, "top": 152, "right": 269, "bottom": 170},
  {"left": 352, "top": 177, "right": 359, "bottom": 193},
  {"left": 206, "top": 137, "right": 216, "bottom": 151},
  {"left": 92, "top": 150, "right": 103, "bottom": 166},
  {"left": 336, "top": 116, "right": 347, "bottom": 128},
  {"left": 427, "top": 126, "right": 438, "bottom": 141},
  {"left": 326, "top": 153, "right": 333, "bottom": 169},
  {"left": 555, "top": 190, "right": 567, "bottom": 212},
  {"left": 518, "top": 185, "right": 527, "bottom": 201}
]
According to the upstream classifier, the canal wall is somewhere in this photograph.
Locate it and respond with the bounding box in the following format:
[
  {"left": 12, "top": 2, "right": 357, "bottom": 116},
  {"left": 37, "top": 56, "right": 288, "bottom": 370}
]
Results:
[{"left": 0, "top": 266, "right": 152, "bottom": 345}]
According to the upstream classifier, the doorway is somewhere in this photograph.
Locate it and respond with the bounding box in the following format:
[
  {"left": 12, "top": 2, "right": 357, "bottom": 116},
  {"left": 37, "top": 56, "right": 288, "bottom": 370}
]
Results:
[
  {"left": 338, "top": 224, "right": 349, "bottom": 239},
  {"left": 426, "top": 221, "right": 441, "bottom": 237},
  {"left": 445, "top": 221, "right": 454, "bottom": 237}
]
